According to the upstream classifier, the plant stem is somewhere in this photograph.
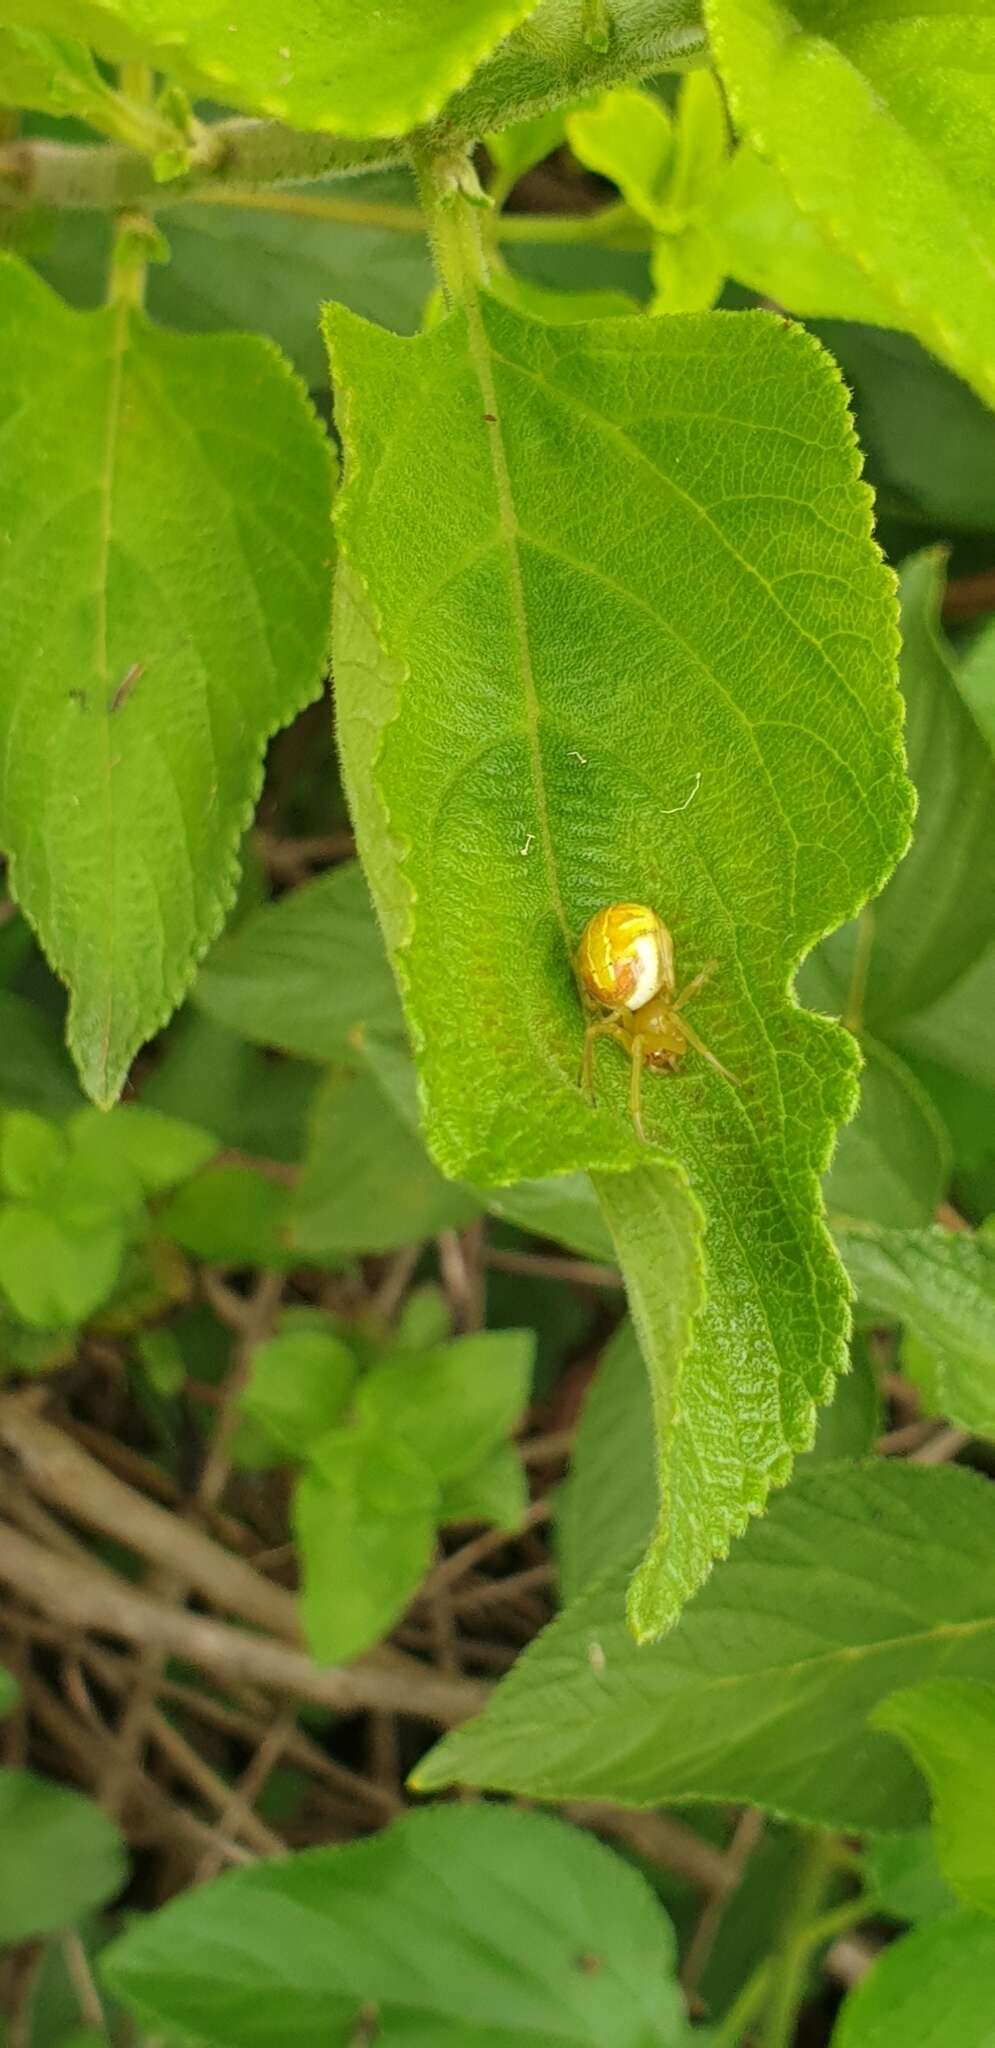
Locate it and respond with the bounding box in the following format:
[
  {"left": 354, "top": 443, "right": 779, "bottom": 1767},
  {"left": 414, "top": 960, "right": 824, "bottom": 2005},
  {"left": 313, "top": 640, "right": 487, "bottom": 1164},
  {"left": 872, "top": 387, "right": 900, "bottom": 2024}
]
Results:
[
  {"left": 710, "top": 1886, "right": 877, "bottom": 2048},
  {"left": 184, "top": 183, "right": 648, "bottom": 252},
  {"left": 761, "top": 1832, "right": 837, "bottom": 2048},
  {"left": 411, "top": 142, "right": 488, "bottom": 306},
  {"left": 842, "top": 903, "right": 875, "bottom": 1034},
  {"left": 0, "top": 6, "right": 704, "bottom": 212}
]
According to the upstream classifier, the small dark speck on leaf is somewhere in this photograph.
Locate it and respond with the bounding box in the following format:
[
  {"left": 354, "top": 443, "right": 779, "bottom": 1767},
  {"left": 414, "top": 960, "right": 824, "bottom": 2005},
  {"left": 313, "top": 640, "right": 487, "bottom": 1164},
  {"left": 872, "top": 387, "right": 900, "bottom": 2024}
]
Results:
[
  {"left": 576, "top": 1952, "right": 605, "bottom": 1975},
  {"left": 110, "top": 661, "right": 145, "bottom": 714},
  {"left": 351, "top": 2003, "right": 381, "bottom": 2044},
  {"left": 483, "top": 412, "right": 497, "bottom": 423}
]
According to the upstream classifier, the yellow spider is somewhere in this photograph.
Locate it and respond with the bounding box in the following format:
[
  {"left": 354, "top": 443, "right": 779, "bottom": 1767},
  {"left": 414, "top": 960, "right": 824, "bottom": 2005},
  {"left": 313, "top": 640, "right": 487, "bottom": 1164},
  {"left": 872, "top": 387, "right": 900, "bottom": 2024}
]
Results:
[{"left": 576, "top": 902, "right": 736, "bottom": 1141}]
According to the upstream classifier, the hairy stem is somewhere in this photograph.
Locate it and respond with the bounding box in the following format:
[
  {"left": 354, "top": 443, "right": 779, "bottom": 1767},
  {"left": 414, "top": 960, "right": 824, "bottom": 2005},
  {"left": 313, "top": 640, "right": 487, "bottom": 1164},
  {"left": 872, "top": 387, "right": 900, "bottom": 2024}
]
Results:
[{"left": 0, "top": 1, "right": 704, "bottom": 211}]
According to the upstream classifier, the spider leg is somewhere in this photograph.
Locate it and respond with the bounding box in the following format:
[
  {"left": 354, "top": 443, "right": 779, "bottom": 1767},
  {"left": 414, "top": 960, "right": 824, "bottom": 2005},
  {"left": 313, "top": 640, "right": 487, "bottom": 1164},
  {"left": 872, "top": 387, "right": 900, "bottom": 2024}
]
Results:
[
  {"left": 580, "top": 1011, "right": 627, "bottom": 1100},
  {"left": 672, "top": 959, "right": 718, "bottom": 1012},
  {"left": 678, "top": 1012, "right": 739, "bottom": 1086},
  {"left": 628, "top": 1033, "right": 649, "bottom": 1144}
]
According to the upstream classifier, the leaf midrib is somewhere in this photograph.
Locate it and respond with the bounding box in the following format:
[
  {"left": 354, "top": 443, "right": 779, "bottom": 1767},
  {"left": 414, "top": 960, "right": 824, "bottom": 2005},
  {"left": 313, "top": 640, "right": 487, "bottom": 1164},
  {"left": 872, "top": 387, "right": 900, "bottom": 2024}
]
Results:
[
  {"left": 94, "top": 292, "right": 130, "bottom": 1098},
  {"left": 459, "top": 283, "right": 571, "bottom": 958}
]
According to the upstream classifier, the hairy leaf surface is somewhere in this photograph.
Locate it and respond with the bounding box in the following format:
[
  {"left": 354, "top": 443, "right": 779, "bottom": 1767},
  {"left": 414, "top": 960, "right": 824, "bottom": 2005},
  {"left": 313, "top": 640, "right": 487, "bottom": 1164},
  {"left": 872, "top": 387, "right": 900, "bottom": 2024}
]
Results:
[
  {"left": 707, "top": 0, "right": 995, "bottom": 408},
  {"left": 416, "top": 1464, "right": 995, "bottom": 1831},
  {"left": 0, "top": 256, "right": 331, "bottom": 1105},
  {"left": 328, "top": 290, "right": 909, "bottom": 1633},
  {"left": 0, "top": 0, "right": 541, "bottom": 134},
  {"left": 103, "top": 1805, "right": 689, "bottom": 2048}
]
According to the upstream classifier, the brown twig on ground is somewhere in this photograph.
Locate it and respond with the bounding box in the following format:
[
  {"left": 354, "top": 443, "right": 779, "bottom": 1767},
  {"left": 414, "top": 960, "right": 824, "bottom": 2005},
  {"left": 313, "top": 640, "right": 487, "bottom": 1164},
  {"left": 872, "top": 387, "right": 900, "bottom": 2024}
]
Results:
[
  {"left": 484, "top": 1246, "right": 623, "bottom": 1290},
  {"left": 0, "top": 1391, "right": 300, "bottom": 1639},
  {"left": 568, "top": 1803, "right": 731, "bottom": 1896},
  {"left": 909, "top": 1424, "right": 972, "bottom": 1466},
  {"left": 0, "top": 1520, "right": 487, "bottom": 1725},
  {"left": 679, "top": 1808, "right": 766, "bottom": 2000}
]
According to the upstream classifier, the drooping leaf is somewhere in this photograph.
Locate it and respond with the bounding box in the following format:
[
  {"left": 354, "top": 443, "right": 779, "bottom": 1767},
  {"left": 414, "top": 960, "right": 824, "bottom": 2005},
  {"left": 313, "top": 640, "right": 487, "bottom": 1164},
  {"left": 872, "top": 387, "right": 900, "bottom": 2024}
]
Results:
[
  {"left": 0, "top": 0, "right": 542, "bottom": 135},
  {"left": 823, "top": 1038, "right": 950, "bottom": 1230},
  {"left": 0, "top": 254, "right": 332, "bottom": 1106},
  {"left": 326, "top": 289, "right": 909, "bottom": 1638},
  {"left": 874, "top": 1680, "right": 995, "bottom": 1916},
  {"left": 0, "top": 1769, "right": 126, "bottom": 1942},
  {"left": 556, "top": 1319, "right": 658, "bottom": 1603},
  {"left": 195, "top": 862, "right": 403, "bottom": 1063},
  {"left": 836, "top": 1222, "right": 995, "bottom": 1440},
  {"left": 294, "top": 1426, "right": 440, "bottom": 1664},
  {"left": 831, "top": 1912, "right": 995, "bottom": 2048},
  {"left": 0, "top": 991, "right": 82, "bottom": 1118},
  {"left": 960, "top": 617, "right": 995, "bottom": 758},
  {"left": 805, "top": 552, "right": 995, "bottom": 1034},
  {"left": 288, "top": 1065, "right": 479, "bottom": 1259},
  {"left": 803, "top": 1337, "right": 881, "bottom": 1465},
  {"left": 862, "top": 1831, "right": 957, "bottom": 1929},
  {"left": 102, "top": 1804, "right": 690, "bottom": 2048},
  {"left": 808, "top": 324, "right": 995, "bottom": 541},
  {"left": 414, "top": 1463, "right": 995, "bottom": 1833},
  {"left": 707, "top": 0, "right": 995, "bottom": 407}
]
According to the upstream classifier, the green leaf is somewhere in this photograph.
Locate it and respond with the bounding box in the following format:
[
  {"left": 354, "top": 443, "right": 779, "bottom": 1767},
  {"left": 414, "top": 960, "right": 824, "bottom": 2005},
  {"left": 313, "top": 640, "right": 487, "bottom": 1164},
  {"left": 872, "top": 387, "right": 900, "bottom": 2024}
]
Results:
[
  {"left": 707, "top": 0, "right": 995, "bottom": 408},
  {"left": 0, "top": 1203, "right": 125, "bottom": 1327},
  {"left": 874, "top": 1681, "right": 995, "bottom": 1916},
  {"left": 824, "top": 1038, "right": 950, "bottom": 1231},
  {"left": 716, "top": 147, "right": 900, "bottom": 325},
  {"left": 195, "top": 862, "right": 404, "bottom": 1062},
  {"left": 556, "top": 1319, "right": 657, "bottom": 1603},
  {"left": 439, "top": 1439, "right": 528, "bottom": 1529},
  {"left": 0, "top": 1768, "right": 125, "bottom": 1942},
  {"left": 808, "top": 553, "right": 995, "bottom": 1036},
  {"left": 294, "top": 1425, "right": 439, "bottom": 1663},
  {"left": 893, "top": 944, "right": 995, "bottom": 1105},
  {"left": 289, "top": 1065, "right": 479, "bottom": 1259},
  {"left": 960, "top": 618, "right": 995, "bottom": 759},
  {"left": 0, "top": 24, "right": 110, "bottom": 115},
  {"left": 103, "top": 1803, "right": 689, "bottom": 2048},
  {"left": 809, "top": 324, "right": 995, "bottom": 541},
  {"left": 835, "top": 1223, "right": 995, "bottom": 1441},
  {"left": 0, "top": 991, "right": 82, "bottom": 1118},
  {"left": 357, "top": 1327, "right": 534, "bottom": 1489},
  {"left": 0, "top": 1667, "right": 19, "bottom": 1717},
  {"left": 649, "top": 223, "right": 723, "bottom": 315},
  {"left": 414, "top": 1463, "right": 995, "bottom": 1832},
  {"left": 33, "top": 172, "right": 435, "bottom": 390},
  {"left": 162, "top": 1163, "right": 295, "bottom": 1269},
  {"left": 0, "top": 253, "right": 331, "bottom": 1106},
  {"left": 0, "top": 0, "right": 542, "bottom": 134},
  {"left": 69, "top": 1103, "right": 216, "bottom": 1194},
  {"left": 567, "top": 88, "right": 676, "bottom": 224},
  {"left": 490, "top": 264, "right": 640, "bottom": 324},
  {"left": 485, "top": 1168, "right": 615, "bottom": 1260},
  {"left": 142, "top": 1010, "right": 319, "bottom": 1163},
  {"left": 862, "top": 1831, "right": 957, "bottom": 1928},
  {"left": 804, "top": 1337, "right": 881, "bottom": 1465},
  {"left": 327, "top": 290, "right": 909, "bottom": 1638},
  {"left": 240, "top": 1322, "right": 359, "bottom": 1461},
  {"left": 558, "top": 1316, "right": 880, "bottom": 1609},
  {"left": 831, "top": 1911, "right": 995, "bottom": 2048},
  {"left": 487, "top": 106, "right": 569, "bottom": 187},
  {"left": 0, "top": 1108, "right": 67, "bottom": 1200}
]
